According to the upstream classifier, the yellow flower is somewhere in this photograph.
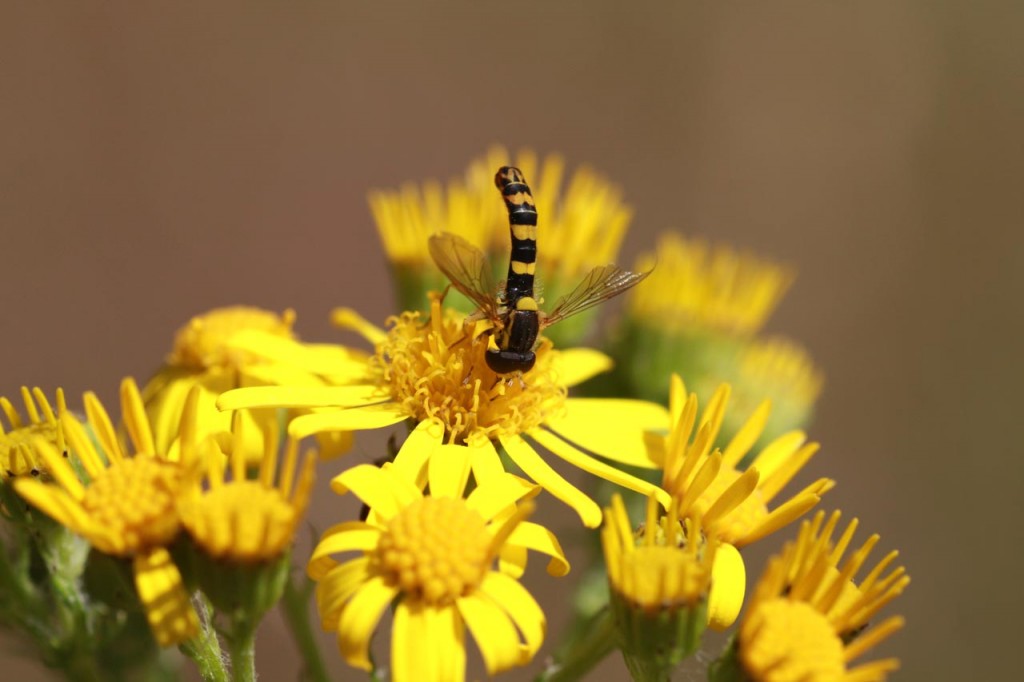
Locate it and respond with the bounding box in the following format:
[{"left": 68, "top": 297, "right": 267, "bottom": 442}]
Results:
[
  {"left": 613, "top": 233, "right": 822, "bottom": 444},
  {"left": 0, "top": 387, "right": 66, "bottom": 478},
  {"left": 648, "top": 374, "right": 833, "bottom": 629},
  {"left": 14, "top": 379, "right": 203, "bottom": 646},
  {"left": 603, "top": 493, "right": 717, "bottom": 613},
  {"left": 143, "top": 306, "right": 363, "bottom": 462},
  {"left": 177, "top": 416, "right": 315, "bottom": 564},
  {"left": 307, "top": 436, "right": 568, "bottom": 682},
  {"left": 602, "top": 492, "right": 723, "bottom": 671},
  {"left": 219, "top": 294, "right": 671, "bottom": 529},
  {"left": 629, "top": 233, "right": 794, "bottom": 337},
  {"left": 734, "top": 511, "right": 908, "bottom": 682}
]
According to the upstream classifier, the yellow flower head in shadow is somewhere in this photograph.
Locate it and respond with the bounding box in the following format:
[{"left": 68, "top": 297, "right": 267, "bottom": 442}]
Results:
[
  {"left": 15, "top": 379, "right": 204, "bottom": 647},
  {"left": 144, "top": 306, "right": 364, "bottom": 463},
  {"left": 220, "top": 295, "right": 672, "bottom": 529},
  {"left": 736, "top": 511, "right": 909, "bottom": 682},
  {"left": 307, "top": 435, "right": 568, "bottom": 682},
  {"left": 1, "top": 387, "right": 66, "bottom": 478},
  {"left": 629, "top": 233, "right": 795, "bottom": 337}
]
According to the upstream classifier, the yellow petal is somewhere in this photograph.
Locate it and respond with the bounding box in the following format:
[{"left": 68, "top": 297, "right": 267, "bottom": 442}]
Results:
[
  {"left": 330, "top": 464, "right": 421, "bottom": 519},
  {"left": 61, "top": 414, "right": 105, "bottom": 480},
  {"left": 392, "top": 419, "right": 443, "bottom": 485},
  {"left": 467, "top": 433, "right": 507, "bottom": 486},
  {"left": 121, "top": 378, "right": 156, "bottom": 456},
  {"left": 241, "top": 363, "right": 327, "bottom": 388},
  {"left": 498, "top": 435, "right": 601, "bottom": 528},
  {"left": 749, "top": 430, "right": 806, "bottom": 479},
  {"left": 29, "top": 437, "right": 85, "bottom": 501},
  {"left": 498, "top": 543, "right": 528, "bottom": 580},
  {"left": 428, "top": 444, "right": 472, "bottom": 499},
  {"left": 479, "top": 571, "right": 546, "bottom": 659},
  {"left": 14, "top": 478, "right": 91, "bottom": 536},
  {"left": 466, "top": 475, "right": 538, "bottom": 522},
  {"left": 528, "top": 429, "right": 670, "bottom": 508},
  {"left": 337, "top": 575, "right": 398, "bottom": 671},
  {"left": 505, "top": 521, "right": 570, "bottom": 577},
  {"left": 546, "top": 399, "right": 667, "bottom": 468},
  {"left": 289, "top": 405, "right": 407, "bottom": 439},
  {"left": 83, "top": 391, "right": 123, "bottom": 462},
  {"left": 133, "top": 548, "right": 199, "bottom": 647},
  {"left": 721, "top": 399, "right": 771, "bottom": 469},
  {"left": 314, "top": 558, "right": 373, "bottom": 628},
  {"left": 144, "top": 372, "right": 201, "bottom": 454},
  {"left": 550, "top": 348, "right": 613, "bottom": 388},
  {"left": 707, "top": 543, "right": 745, "bottom": 631},
  {"left": 307, "top": 523, "right": 381, "bottom": 580},
  {"left": 393, "top": 602, "right": 466, "bottom": 682},
  {"left": 457, "top": 593, "right": 523, "bottom": 675},
  {"left": 218, "top": 384, "right": 385, "bottom": 411},
  {"left": 739, "top": 491, "right": 823, "bottom": 547},
  {"left": 228, "top": 330, "right": 368, "bottom": 379},
  {"left": 331, "top": 307, "right": 387, "bottom": 345}
]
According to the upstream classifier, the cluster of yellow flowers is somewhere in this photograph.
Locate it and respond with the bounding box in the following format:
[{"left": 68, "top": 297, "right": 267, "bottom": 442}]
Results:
[{"left": 0, "top": 148, "right": 907, "bottom": 682}]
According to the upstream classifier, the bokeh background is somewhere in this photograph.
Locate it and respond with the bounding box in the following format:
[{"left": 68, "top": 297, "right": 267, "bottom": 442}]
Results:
[{"left": 3, "top": 2, "right": 1021, "bottom": 680}]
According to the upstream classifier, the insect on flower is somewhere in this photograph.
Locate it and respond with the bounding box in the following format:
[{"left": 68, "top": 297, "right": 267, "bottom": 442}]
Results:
[{"left": 429, "top": 166, "right": 651, "bottom": 376}]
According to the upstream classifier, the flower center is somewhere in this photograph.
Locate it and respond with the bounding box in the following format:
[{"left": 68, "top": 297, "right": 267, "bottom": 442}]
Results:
[
  {"left": 741, "top": 599, "right": 845, "bottom": 682},
  {"left": 179, "top": 481, "right": 296, "bottom": 562},
  {"left": 81, "top": 457, "right": 184, "bottom": 554},
  {"left": 693, "top": 466, "right": 768, "bottom": 543},
  {"left": 169, "top": 306, "right": 295, "bottom": 371},
  {"left": 618, "top": 545, "right": 709, "bottom": 612},
  {"left": 375, "top": 295, "right": 566, "bottom": 444},
  {"left": 376, "top": 497, "right": 491, "bottom": 605},
  {"left": 0, "top": 422, "right": 59, "bottom": 477}
]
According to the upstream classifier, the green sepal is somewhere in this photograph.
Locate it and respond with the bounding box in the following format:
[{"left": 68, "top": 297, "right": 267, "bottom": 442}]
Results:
[
  {"left": 185, "top": 539, "right": 291, "bottom": 622},
  {"left": 611, "top": 588, "right": 708, "bottom": 682},
  {"left": 708, "top": 635, "right": 749, "bottom": 682}
]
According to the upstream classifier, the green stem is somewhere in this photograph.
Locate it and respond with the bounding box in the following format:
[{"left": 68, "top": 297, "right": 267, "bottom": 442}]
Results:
[
  {"left": 281, "top": 572, "right": 330, "bottom": 682},
  {"left": 180, "top": 598, "right": 229, "bottom": 682},
  {"left": 227, "top": 619, "right": 257, "bottom": 682},
  {"left": 536, "top": 608, "right": 617, "bottom": 682}
]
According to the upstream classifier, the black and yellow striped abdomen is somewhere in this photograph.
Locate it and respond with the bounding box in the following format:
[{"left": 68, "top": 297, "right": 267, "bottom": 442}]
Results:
[{"left": 494, "top": 166, "right": 538, "bottom": 305}]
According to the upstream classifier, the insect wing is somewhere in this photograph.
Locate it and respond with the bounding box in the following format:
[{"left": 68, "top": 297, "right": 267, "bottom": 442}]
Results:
[
  {"left": 544, "top": 264, "right": 651, "bottom": 326},
  {"left": 427, "top": 232, "right": 502, "bottom": 318}
]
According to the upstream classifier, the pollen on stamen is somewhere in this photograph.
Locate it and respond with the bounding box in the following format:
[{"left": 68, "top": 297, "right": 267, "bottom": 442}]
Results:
[{"left": 374, "top": 293, "right": 566, "bottom": 444}]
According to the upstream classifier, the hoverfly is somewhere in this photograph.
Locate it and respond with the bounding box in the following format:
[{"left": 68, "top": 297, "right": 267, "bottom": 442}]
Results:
[{"left": 428, "top": 166, "right": 650, "bottom": 375}]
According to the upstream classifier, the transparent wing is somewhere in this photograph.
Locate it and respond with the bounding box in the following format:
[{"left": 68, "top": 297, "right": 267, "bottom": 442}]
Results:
[
  {"left": 427, "top": 232, "right": 502, "bottom": 319},
  {"left": 544, "top": 264, "right": 652, "bottom": 326}
]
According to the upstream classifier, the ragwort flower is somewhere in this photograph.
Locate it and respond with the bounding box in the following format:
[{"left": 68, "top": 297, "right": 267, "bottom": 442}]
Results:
[
  {"left": 648, "top": 374, "right": 833, "bottom": 629},
  {"left": 219, "top": 294, "right": 670, "bottom": 528},
  {"left": 603, "top": 492, "right": 719, "bottom": 670},
  {"left": 177, "top": 413, "right": 315, "bottom": 618},
  {"left": 0, "top": 387, "right": 66, "bottom": 478},
  {"left": 307, "top": 436, "right": 568, "bottom": 682},
  {"left": 14, "top": 379, "right": 202, "bottom": 646},
  {"left": 177, "top": 416, "right": 315, "bottom": 565},
  {"left": 612, "top": 232, "right": 822, "bottom": 443},
  {"left": 143, "top": 305, "right": 364, "bottom": 462},
  {"left": 718, "top": 510, "right": 908, "bottom": 682}
]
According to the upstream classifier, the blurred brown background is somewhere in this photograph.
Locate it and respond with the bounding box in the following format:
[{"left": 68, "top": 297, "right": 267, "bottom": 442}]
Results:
[{"left": 2, "top": 2, "right": 1021, "bottom": 681}]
